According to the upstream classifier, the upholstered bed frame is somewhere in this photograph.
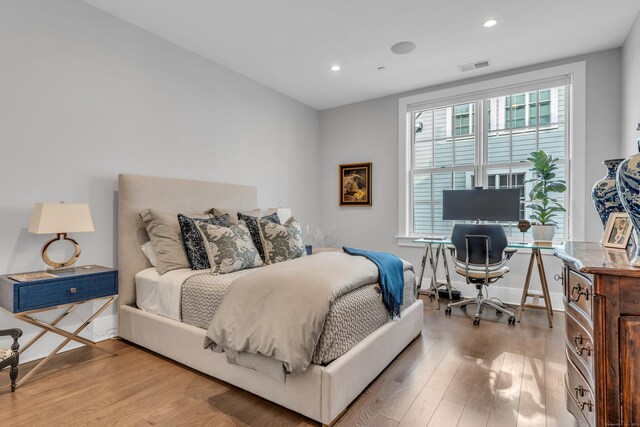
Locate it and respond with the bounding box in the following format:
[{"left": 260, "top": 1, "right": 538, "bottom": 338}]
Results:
[{"left": 116, "top": 173, "right": 424, "bottom": 425}]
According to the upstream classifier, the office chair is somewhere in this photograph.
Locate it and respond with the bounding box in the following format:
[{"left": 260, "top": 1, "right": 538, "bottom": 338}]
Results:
[
  {"left": 0, "top": 328, "right": 22, "bottom": 392},
  {"left": 445, "top": 224, "right": 517, "bottom": 325}
]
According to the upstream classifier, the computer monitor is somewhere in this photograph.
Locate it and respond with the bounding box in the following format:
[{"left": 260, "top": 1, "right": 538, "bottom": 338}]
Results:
[{"left": 442, "top": 188, "right": 521, "bottom": 221}]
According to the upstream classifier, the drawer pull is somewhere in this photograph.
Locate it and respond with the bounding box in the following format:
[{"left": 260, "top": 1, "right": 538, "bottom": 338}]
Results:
[
  {"left": 69, "top": 287, "right": 78, "bottom": 294},
  {"left": 570, "top": 283, "right": 590, "bottom": 302},
  {"left": 574, "top": 385, "right": 586, "bottom": 398},
  {"left": 573, "top": 333, "right": 592, "bottom": 356},
  {"left": 578, "top": 399, "right": 593, "bottom": 412}
]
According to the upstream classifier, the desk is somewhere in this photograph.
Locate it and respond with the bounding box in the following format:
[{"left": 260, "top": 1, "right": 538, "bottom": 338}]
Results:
[{"left": 413, "top": 238, "right": 557, "bottom": 327}]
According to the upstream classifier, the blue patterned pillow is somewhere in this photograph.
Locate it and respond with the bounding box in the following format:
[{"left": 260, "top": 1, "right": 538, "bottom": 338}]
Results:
[
  {"left": 237, "top": 211, "right": 280, "bottom": 260},
  {"left": 178, "top": 213, "right": 231, "bottom": 270}
]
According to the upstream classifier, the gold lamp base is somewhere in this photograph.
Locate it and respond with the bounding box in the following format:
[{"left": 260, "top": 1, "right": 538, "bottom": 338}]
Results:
[{"left": 41, "top": 233, "right": 81, "bottom": 273}]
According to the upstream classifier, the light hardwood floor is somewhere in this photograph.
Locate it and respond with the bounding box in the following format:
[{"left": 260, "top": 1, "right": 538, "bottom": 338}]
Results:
[{"left": 0, "top": 296, "right": 577, "bottom": 426}]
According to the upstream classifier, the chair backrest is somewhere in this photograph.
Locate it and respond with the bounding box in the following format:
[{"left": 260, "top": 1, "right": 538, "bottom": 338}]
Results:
[{"left": 450, "top": 223, "right": 508, "bottom": 265}]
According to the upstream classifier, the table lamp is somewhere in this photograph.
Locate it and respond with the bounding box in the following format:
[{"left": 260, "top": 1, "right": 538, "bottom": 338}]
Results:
[{"left": 28, "top": 202, "right": 94, "bottom": 273}]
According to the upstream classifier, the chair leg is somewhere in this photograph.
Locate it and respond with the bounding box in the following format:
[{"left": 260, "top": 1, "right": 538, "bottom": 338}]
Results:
[
  {"left": 483, "top": 299, "right": 515, "bottom": 318},
  {"left": 446, "top": 285, "right": 516, "bottom": 325},
  {"left": 10, "top": 362, "right": 18, "bottom": 392}
]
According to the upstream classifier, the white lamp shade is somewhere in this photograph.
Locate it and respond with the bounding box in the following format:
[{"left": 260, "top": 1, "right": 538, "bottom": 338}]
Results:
[
  {"left": 28, "top": 203, "right": 95, "bottom": 234},
  {"left": 267, "top": 207, "right": 292, "bottom": 224}
]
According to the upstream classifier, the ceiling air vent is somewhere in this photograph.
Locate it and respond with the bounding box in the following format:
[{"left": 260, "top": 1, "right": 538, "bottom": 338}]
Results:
[{"left": 458, "top": 60, "right": 490, "bottom": 72}]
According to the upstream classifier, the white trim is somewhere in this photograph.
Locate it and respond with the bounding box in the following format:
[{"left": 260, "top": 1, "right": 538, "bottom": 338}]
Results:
[{"left": 398, "top": 61, "right": 586, "bottom": 243}]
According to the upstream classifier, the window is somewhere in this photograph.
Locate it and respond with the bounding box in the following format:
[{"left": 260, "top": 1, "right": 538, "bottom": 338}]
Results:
[{"left": 408, "top": 85, "right": 568, "bottom": 239}]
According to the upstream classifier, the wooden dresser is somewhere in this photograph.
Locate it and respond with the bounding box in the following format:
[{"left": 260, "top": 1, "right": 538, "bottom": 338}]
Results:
[{"left": 555, "top": 242, "right": 640, "bottom": 427}]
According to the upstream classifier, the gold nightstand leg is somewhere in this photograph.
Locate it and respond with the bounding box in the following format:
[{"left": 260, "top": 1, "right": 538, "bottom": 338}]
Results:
[
  {"left": 16, "top": 297, "right": 117, "bottom": 387},
  {"left": 19, "top": 305, "right": 78, "bottom": 354}
]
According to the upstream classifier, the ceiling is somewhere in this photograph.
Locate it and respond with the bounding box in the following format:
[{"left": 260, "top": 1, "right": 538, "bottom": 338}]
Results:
[{"left": 82, "top": 0, "right": 640, "bottom": 110}]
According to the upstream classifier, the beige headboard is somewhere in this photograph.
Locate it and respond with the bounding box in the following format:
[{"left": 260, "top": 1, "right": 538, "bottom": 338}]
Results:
[{"left": 117, "top": 173, "right": 257, "bottom": 307}]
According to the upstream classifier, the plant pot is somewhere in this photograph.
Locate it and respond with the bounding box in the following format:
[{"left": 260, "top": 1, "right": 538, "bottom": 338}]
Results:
[
  {"left": 531, "top": 224, "right": 555, "bottom": 243},
  {"left": 592, "top": 158, "right": 625, "bottom": 228}
]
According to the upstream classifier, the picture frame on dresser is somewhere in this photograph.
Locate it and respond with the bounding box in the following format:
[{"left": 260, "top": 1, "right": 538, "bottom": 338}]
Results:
[{"left": 603, "top": 212, "right": 633, "bottom": 249}]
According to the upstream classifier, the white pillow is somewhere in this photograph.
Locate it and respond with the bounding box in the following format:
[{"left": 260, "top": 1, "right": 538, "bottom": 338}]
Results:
[{"left": 141, "top": 241, "right": 157, "bottom": 267}]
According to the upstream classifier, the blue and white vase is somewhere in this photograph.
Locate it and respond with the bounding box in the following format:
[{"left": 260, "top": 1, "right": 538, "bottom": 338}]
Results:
[
  {"left": 617, "top": 148, "right": 640, "bottom": 266},
  {"left": 592, "top": 158, "right": 624, "bottom": 228}
]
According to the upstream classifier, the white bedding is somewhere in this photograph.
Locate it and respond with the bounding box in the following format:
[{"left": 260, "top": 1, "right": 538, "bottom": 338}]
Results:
[{"left": 134, "top": 267, "right": 202, "bottom": 320}]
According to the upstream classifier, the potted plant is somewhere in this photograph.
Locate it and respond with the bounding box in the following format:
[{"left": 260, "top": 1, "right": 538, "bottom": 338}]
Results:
[{"left": 527, "top": 150, "right": 567, "bottom": 242}]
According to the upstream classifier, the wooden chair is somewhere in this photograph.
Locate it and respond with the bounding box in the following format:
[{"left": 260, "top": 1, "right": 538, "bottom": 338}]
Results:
[{"left": 0, "top": 328, "right": 22, "bottom": 392}]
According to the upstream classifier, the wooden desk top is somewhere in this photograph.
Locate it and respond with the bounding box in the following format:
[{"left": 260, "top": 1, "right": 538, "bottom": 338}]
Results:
[{"left": 554, "top": 241, "right": 640, "bottom": 277}]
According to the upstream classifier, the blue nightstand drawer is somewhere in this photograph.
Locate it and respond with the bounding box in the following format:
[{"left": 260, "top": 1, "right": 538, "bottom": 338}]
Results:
[
  {"left": 17, "top": 274, "right": 116, "bottom": 311},
  {"left": 0, "top": 266, "right": 118, "bottom": 314}
]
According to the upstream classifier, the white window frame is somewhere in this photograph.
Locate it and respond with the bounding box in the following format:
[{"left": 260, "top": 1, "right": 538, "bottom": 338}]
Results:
[{"left": 397, "top": 62, "right": 586, "bottom": 247}]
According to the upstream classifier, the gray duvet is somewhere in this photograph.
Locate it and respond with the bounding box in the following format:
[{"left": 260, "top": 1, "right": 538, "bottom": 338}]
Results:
[{"left": 203, "top": 251, "right": 413, "bottom": 377}]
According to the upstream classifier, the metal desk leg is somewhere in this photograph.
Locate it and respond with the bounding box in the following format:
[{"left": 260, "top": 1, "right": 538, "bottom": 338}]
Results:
[
  {"left": 427, "top": 243, "right": 441, "bottom": 309},
  {"left": 441, "top": 246, "right": 453, "bottom": 300},
  {"left": 417, "top": 243, "right": 430, "bottom": 294}
]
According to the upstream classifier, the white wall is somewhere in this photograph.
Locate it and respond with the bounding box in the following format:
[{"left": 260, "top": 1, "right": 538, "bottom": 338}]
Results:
[
  {"left": 622, "top": 12, "right": 640, "bottom": 156},
  {"left": 319, "top": 49, "right": 622, "bottom": 306},
  {"left": 0, "top": 0, "right": 320, "bottom": 361}
]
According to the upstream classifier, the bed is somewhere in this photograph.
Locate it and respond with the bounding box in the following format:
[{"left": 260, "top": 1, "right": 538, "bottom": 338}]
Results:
[{"left": 117, "top": 173, "right": 424, "bottom": 425}]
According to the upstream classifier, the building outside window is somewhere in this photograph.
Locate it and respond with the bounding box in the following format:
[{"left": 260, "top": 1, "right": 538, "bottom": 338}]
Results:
[{"left": 410, "top": 85, "right": 568, "bottom": 239}]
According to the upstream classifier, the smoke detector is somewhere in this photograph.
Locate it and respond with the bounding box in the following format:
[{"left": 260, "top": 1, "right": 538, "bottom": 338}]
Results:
[{"left": 458, "top": 60, "right": 491, "bottom": 72}]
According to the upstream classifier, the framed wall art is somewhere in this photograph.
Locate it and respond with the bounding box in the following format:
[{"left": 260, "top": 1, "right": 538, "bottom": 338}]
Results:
[
  {"left": 603, "top": 212, "right": 633, "bottom": 249},
  {"left": 339, "top": 162, "right": 371, "bottom": 206}
]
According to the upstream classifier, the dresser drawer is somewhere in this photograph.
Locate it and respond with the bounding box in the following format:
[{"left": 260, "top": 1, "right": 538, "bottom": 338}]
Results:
[
  {"left": 16, "top": 272, "right": 117, "bottom": 312},
  {"left": 566, "top": 353, "right": 596, "bottom": 427},
  {"left": 565, "top": 310, "right": 594, "bottom": 385},
  {"left": 566, "top": 268, "right": 593, "bottom": 321}
]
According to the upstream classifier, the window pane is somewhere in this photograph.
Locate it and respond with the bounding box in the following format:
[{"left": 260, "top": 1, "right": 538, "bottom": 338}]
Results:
[
  {"left": 454, "top": 103, "right": 474, "bottom": 136},
  {"left": 413, "top": 173, "right": 431, "bottom": 203},
  {"left": 487, "top": 131, "right": 510, "bottom": 163},
  {"left": 539, "top": 124, "right": 565, "bottom": 160},
  {"left": 413, "top": 203, "right": 432, "bottom": 234},
  {"left": 414, "top": 139, "right": 433, "bottom": 169},
  {"left": 556, "top": 87, "right": 566, "bottom": 124},
  {"left": 414, "top": 110, "right": 433, "bottom": 138},
  {"left": 434, "top": 140, "right": 453, "bottom": 167},
  {"left": 434, "top": 108, "right": 450, "bottom": 139},
  {"left": 413, "top": 173, "right": 432, "bottom": 234},
  {"left": 511, "top": 127, "right": 537, "bottom": 162},
  {"left": 414, "top": 110, "right": 433, "bottom": 169},
  {"left": 454, "top": 171, "right": 474, "bottom": 190},
  {"left": 433, "top": 173, "right": 453, "bottom": 234},
  {"left": 455, "top": 136, "right": 475, "bottom": 166}
]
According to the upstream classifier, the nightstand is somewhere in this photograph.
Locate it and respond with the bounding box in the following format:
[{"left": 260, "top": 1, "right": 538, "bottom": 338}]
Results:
[{"left": 0, "top": 265, "right": 118, "bottom": 387}]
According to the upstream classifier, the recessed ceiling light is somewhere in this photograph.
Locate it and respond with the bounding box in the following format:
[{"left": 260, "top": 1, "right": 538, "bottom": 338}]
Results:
[
  {"left": 483, "top": 19, "right": 498, "bottom": 28},
  {"left": 330, "top": 65, "right": 341, "bottom": 71},
  {"left": 391, "top": 41, "right": 416, "bottom": 55}
]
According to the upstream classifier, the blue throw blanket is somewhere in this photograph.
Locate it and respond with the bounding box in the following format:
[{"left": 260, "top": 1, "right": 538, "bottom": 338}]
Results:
[{"left": 343, "top": 247, "right": 404, "bottom": 318}]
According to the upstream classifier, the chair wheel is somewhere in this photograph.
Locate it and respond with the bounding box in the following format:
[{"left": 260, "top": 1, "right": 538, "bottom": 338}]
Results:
[
  {"left": 508, "top": 316, "right": 516, "bottom": 325},
  {"left": 473, "top": 318, "right": 480, "bottom": 326},
  {"left": 444, "top": 307, "right": 451, "bottom": 315}
]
